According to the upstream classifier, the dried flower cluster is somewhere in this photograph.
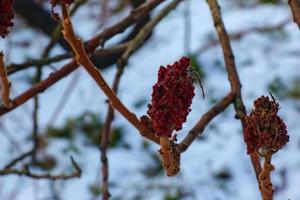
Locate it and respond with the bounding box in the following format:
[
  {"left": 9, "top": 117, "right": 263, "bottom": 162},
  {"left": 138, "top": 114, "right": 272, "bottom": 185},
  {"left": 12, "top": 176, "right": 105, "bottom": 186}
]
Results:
[
  {"left": 0, "top": 0, "right": 15, "bottom": 38},
  {"left": 244, "top": 95, "right": 289, "bottom": 155},
  {"left": 147, "top": 57, "right": 195, "bottom": 138}
]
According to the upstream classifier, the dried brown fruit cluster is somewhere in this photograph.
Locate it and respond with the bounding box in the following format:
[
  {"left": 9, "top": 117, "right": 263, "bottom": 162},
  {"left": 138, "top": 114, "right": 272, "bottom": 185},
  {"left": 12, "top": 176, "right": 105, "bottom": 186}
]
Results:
[{"left": 244, "top": 95, "right": 289, "bottom": 156}]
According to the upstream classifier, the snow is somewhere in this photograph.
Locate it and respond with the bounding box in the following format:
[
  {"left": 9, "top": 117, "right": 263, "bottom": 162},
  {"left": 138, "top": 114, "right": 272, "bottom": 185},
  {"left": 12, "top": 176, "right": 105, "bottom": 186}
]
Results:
[{"left": 0, "top": 0, "right": 300, "bottom": 199}]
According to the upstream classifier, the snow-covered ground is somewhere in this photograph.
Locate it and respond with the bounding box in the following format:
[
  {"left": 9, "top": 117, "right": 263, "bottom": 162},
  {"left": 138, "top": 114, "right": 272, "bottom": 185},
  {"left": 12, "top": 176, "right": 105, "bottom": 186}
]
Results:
[{"left": 0, "top": 0, "right": 299, "bottom": 199}]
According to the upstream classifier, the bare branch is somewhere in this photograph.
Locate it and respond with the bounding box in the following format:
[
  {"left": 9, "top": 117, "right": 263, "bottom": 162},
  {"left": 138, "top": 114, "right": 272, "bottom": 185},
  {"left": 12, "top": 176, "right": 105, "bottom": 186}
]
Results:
[
  {"left": 206, "top": 0, "right": 263, "bottom": 196},
  {"left": 178, "top": 92, "right": 235, "bottom": 153},
  {"left": 0, "top": 157, "right": 81, "bottom": 180},
  {"left": 7, "top": 53, "right": 72, "bottom": 75},
  {"left": 259, "top": 154, "right": 274, "bottom": 200},
  {"left": 196, "top": 18, "right": 291, "bottom": 54},
  {"left": 85, "top": 0, "right": 166, "bottom": 51},
  {"left": 3, "top": 150, "right": 33, "bottom": 169}
]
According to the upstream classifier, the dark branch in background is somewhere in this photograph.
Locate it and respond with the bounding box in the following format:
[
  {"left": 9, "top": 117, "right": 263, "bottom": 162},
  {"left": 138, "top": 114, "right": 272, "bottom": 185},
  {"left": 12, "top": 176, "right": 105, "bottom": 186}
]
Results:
[
  {"left": 46, "top": 0, "right": 89, "bottom": 54},
  {"left": 196, "top": 18, "right": 291, "bottom": 54},
  {"left": 85, "top": 0, "right": 165, "bottom": 51},
  {"left": 14, "top": 0, "right": 153, "bottom": 72},
  {"left": 288, "top": 0, "right": 300, "bottom": 29},
  {"left": 7, "top": 53, "right": 72, "bottom": 75},
  {"left": 3, "top": 150, "right": 33, "bottom": 169},
  {"left": 99, "top": 0, "right": 183, "bottom": 198},
  {"left": 9, "top": 0, "right": 163, "bottom": 76},
  {"left": 14, "top": 0, "right": 70, "bottom": 50},
  {"left": 121, "top": 0, "right": 151, "bottom": 42},
  {"left": 0, "top": 0, "right": 166, "bottom": 116},
  {"left": 7, "top": 15, "right": 290, "bottom": 76},
  {"left": 0, "top": 157, "right": 81, "bottom": 180},
  {"left": 206, "top": 0, "right": 263, "bottom": 197},
  {"left": 0, "top": 45, "right": 126, "bottom": 116},
  {"left": 32, "top": 62, "right": 42, "bottom": 164}
]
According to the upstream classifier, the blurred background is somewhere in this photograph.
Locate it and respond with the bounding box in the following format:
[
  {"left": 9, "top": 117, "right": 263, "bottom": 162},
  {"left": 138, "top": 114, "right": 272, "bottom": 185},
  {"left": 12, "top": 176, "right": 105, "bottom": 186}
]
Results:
[{"left": 0, "top": 0, "right": 299, "bottom": 199}]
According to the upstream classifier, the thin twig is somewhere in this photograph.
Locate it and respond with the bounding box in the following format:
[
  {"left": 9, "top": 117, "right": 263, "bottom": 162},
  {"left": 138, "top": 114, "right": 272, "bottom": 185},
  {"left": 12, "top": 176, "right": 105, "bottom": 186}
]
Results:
[
  {"left": 32, "top": 63, "right": 42, "bottom": 163},
  {"left": 0, "top": 157, "right": 81, "bottom": 180},
  {"left": 178, "top": 92, "right": 235, "bottom": 152},
  {"left": 0, "top": 52, "right": 12, "bottom": 108},
  {"left": 3, "top": 150, "right": 33, "bottom": 169},
  {"left": 7, "top": 53, "right": 72, "bottom": 75},
  {"left": 206, "top": 0, "right": 263, "bottom": 196},
  {"left": 85, "top": 0, "right": 166, "bottom": 51},
  {"left": 288, "top": 0, "right": 300, "bottom": 29},
  {"left": 196, "top": 18, "right": 291, "bottom": 54},
  {"left": 259, "top": 154, "right": 274, "bottom": 200}
]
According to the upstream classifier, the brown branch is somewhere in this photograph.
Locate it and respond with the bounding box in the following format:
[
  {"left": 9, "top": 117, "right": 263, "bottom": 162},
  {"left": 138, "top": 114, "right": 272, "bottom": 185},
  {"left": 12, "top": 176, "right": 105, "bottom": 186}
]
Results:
[
  {"left": 0, "top": 157, "right": 81, "bottom": 180},
  {"left": 259, "top": 154, "right": 274, "bottom": 200},
  {"left": 288, "top": 0, "right": 300, "bottom": 29},
  {"left": 85, "top": 0, "right": 166, "bottom": 51},
  {"left": 159, "top": 136, "right": 180, "bottom": 176},
  {"left": 99, "top": 0, "right": 182, "bottom": 196},
  {"left": 0, "top": 45, "right": 126, "bottom": 116},
  {"left": 8, "top": 0, "right": 160, "bottom": 76},
  {"left": 196, "top": 18, "right": 291, "bottom": 54},
  {"left": 0, "top": 52, "right": 12, "bottom": 108},
  {"left": 60, "top": 4, "right": 159, "bottom": 144},
  {"left": 206, "top": 0, "right": 263, "bottom": 197},
  {"left": 121, "top": 0, "right": 182, "bottom": 61},
  {"left": 178, "top": 92, "right": 235, "bottom": 152},
  {"left": 99, "top": 48, "right": 127, "bottom": 200}
]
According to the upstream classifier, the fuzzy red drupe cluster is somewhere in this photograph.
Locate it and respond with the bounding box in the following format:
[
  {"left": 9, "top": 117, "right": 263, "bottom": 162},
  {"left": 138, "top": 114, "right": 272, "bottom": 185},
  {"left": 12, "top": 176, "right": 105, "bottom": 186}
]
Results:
[
  {"left": 244, "top": 95, "right": 289, "bottom": 155},
  {"left": 0, "top": 0, "right": 15, "bottom": 38},
  {"left": 147, "top": 57, "right": 195, "bottom": 138}
]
